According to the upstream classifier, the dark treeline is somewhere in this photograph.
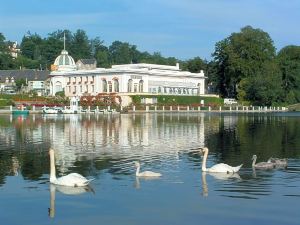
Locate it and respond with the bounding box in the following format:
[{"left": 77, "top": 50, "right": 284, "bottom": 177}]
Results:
[{"left": 1, "top": 26, "right": 300, "bottom": 106}]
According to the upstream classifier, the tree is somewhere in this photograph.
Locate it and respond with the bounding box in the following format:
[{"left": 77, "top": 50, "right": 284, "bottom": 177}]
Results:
[
  {"left": 181, "top": 57, "right": 205, "bottom": 73},
  {"left": 109, "top": 41, "right": 136, "bottom": 64},
  {"left": 20, "top": 32, "right": 43, "bottom": 60},
  {"left": 15, "top": 78, "right": 27, "bottom": 91},
  {"left": 91, "top": 37, "right": 110, "bottom": 68},
  {"left": 237, "top": 62, "right": 282, "bottom": 105},
  {"left": 69, "top": 29, "right": 91, "bottom": 60},
  {"left": 277, "top": 45, "right": 300, "bottom": 104},
  {"left": 212, "top": 26, "right": 280, "bottom": 104},
  {"left": 0, "top": 33, "right": 15, "bottom": 69}
]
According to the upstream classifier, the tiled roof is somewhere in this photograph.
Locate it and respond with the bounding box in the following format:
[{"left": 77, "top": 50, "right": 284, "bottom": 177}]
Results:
[
  {"left": 0, "top": 69, "right": 50, "bottom": 81},
  {"left": 77, "top": 59, "right": 96, "bottom": 65}
]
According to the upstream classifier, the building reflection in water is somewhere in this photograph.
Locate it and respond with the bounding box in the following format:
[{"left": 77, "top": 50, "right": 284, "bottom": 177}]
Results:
[{"left": 43, "top": 113, "right": 207, "bottom": 173}]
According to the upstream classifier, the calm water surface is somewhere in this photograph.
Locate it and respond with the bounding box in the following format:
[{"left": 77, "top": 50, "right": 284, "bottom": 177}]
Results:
[{"left": 0, "top": 112, "right": 299, "bottom": 225}]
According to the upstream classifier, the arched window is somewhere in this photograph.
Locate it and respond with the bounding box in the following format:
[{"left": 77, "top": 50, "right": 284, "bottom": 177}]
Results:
[
  {"left": 102, "top": 79, "right": 107, "bottom": 92},
  {"left": 139, "top": 80, "right": 144, "bottom": 92},
  {"left": 158, "top": 86, "right": 161, "bottom": 93},
  {"left": 55, "top": 81, "right": 62, "bottom": 93},
  {"left": 128, "top": 79, "right": 133, "bottom": 92},
  {"left": 114, "top": 79, "right": 119, "bottom": 92}
]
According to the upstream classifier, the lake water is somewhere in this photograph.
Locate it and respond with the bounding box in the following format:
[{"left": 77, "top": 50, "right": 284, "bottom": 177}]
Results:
[{"left": 0, "top": 112, "right": 299, "bottom": 225}]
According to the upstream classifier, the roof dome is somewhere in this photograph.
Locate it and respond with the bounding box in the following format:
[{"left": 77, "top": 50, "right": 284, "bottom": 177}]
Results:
[{"left": 54, "top": 50, "right": 76, "bottom": 71}]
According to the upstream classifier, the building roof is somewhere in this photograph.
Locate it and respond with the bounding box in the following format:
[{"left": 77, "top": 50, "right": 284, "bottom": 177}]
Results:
[
  {"left": 54, "top": 50, "right": 76, "bottom": 71},
  {"left": 0, "top": 69, "right": 50, "bottom": 82},
  {"left": 77, "top": 59, "right": 96, "bottom": 65}
]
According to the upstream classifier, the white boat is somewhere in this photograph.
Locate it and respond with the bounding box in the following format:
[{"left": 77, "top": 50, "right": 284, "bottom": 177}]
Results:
[
  {"left": 42, "top": 107, "right": 63, "bottom": 114},
  {"left": 62, "top": 107, "right": 78, "bottom": 114}
]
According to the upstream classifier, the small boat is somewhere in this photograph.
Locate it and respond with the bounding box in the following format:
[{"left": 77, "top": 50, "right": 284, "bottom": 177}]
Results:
[
  {"left": 42, "top": 107, "right": 63, "bottom": 114},
  {"left": 62, "top": 107, "right": 78, "bottom": 114},
  {"left": 12, "top": 109, "right": 29, "bottom": 115}
]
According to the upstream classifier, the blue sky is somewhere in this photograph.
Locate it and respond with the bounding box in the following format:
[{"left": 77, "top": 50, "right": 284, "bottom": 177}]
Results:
[{"left": 1, "top": 0, "right": 299, "bottom": 60}]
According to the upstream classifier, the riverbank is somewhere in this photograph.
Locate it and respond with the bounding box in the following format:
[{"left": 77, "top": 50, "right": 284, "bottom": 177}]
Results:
[{"left": 0, "top": 105, "right": 288, "bottom": 114}]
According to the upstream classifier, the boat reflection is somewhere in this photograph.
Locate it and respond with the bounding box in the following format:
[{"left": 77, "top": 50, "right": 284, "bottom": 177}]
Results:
[{"left": 48, "top": 184, "right": 94, "bottom": 218}]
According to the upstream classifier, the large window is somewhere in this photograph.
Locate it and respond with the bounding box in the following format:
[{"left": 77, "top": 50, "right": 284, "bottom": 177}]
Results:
[
  {"left": 55, "top": 81, "right": 62, "bottom": 93},
  {"left": 139, "top": 80, "right": 144, "bottom": 92},
  {"left": 102, "top": 79, "right": 107, "bottom": 92},
  {"left": 113, "top": 79, "right": 119, "bottom": 92},
  {"left": 128, "top": 79, "right": 133, "bottom": 92}
]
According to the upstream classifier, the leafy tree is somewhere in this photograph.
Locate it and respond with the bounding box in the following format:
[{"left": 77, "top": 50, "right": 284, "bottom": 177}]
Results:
[
  {"left": 212, "top": 25, "right": 280, "bottom": 104},
  {"left": 0, "top": 33, "right": 15, "bottom": 69},
  {"left": 15, "top": 78, "right": 27, "bottom": 91},
  {"left": 237, "top": 62, "right": 282, "bottom": 105},
  {"left": 20, "top": 32, "right": 43, "bottom": 60},
  {"left": 181, "top": 57, "right": 205, "bottom": 73},
  {"left": 91, "top": 37, "right": 110, "bottom": 68},
  {"left": 69, "top": 29, "right": 91, "bottom": 60},
  {"left": 277, "top": 45, "right": 300, "bottom": 104},
  {"left": 109, "top": 41, "right": 136, "bottom": 64}
]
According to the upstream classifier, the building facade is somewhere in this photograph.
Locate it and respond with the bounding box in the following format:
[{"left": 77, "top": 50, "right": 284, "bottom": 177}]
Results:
[{"left": 49, "top": 49, "right": 207, "bottom": 106}]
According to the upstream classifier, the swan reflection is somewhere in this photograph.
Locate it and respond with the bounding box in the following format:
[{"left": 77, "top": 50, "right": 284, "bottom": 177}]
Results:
[
  {"left": 201, "top": 172, "right": 241, "bottom": 197},
  {"left": 49, "top": 184, "right": 94, "bottom": 218},
  {"left": 134, "top": 176, "right": 161, "bottom": 189}
]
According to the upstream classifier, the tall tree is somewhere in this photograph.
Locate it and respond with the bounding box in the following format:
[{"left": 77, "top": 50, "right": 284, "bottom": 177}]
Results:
[
  {"left": 212, "top": 26, "right": 280, "bottom": 105},
  {"left": 0, "top": 33, "right": 15, "bottom": 69},
  {"left": 277, "top": 45, "right": 300, "bottom": 104},
  {"left": 20, "top": 32, "right": 43, "bottom": 60},
  {"left": 69, "top": 29, "right": 91, "bottom": 60},
  {"left": 109, "top": 41, "right": 136, "bottom": 64},
  {"left": 91, "top": 37, "right": 110, "bottom": 68},
  {"left": 181, "top": 57, "right": 205, "bottom": 73}
]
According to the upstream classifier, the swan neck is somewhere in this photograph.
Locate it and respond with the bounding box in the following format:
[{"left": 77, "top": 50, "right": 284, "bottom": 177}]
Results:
[
  {"left": 252, "top": 157, "right": 257, "bottom": 167},
  {"left": 136, "top": 165, "right": 140, "bottom": 176},
  {"left": 202, "top": 149, "right": 208, "bottom": 172},
  {"left": 49, "top": 151, "right": 57, "bottom": 182}
]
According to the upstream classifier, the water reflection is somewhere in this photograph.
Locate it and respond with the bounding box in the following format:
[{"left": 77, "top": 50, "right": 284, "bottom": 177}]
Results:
[
  {"left": 0, "top": 113, "right": 300, "bottom": 196},
  {"left": 49, "top": 184, "right": 94, "bottom": 218},
  {"left": 201, "top": 172, "right": 241, "bottom": 197},
  {"left": 134, "top": 176, "right": 161, "bottom": 189}
]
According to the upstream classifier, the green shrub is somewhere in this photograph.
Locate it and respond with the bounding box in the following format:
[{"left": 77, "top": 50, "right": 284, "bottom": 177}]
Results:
[{"left": 131, "top": 95, "right": 222, "bottom": 106}]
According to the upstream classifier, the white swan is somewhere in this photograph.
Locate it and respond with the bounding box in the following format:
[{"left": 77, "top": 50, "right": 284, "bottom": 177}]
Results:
[
  {"left": 200, "top": 147, "right": 243, "bottom": 173},
  {"left": 49, "top": 148, "right": 94, "bottom": 187},
  {"left": 252, "top": 155, "right": 275, "bottom": 169},
  {"left": 134, "top": 161, "right": 162, "bottom": 177}
]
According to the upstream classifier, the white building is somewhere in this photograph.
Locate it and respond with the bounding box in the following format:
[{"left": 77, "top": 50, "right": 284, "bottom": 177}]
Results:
[{"left": 49, "top": 49, "right": 207, "bottom": 106}]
